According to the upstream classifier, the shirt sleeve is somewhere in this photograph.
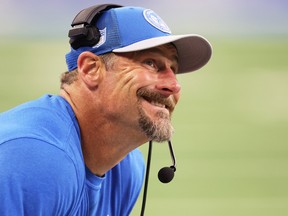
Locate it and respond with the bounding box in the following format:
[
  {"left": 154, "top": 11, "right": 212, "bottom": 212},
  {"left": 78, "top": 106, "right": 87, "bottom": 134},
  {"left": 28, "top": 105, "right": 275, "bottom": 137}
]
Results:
[{"left": 0, "top": 138, "right": 80, "bottom": 216}]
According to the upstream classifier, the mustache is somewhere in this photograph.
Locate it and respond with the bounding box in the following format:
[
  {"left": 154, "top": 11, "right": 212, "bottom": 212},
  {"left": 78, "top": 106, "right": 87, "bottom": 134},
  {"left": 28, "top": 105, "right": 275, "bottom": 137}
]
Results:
[{"left": 136, "top": 88, "right": 175, "bottom": 112}]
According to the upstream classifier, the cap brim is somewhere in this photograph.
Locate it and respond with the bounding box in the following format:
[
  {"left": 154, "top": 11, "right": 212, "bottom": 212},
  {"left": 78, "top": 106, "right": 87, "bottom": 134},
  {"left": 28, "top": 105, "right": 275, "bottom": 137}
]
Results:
[{"left": 112, "top": 34, "right": 212, "bottom": 74}]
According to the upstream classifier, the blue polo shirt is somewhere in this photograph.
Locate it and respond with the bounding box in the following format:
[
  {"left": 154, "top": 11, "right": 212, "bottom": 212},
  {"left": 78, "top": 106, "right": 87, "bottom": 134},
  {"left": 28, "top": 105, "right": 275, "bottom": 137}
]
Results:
[{"left": 0, "top": 94, "right": 145, "bottom": 215}]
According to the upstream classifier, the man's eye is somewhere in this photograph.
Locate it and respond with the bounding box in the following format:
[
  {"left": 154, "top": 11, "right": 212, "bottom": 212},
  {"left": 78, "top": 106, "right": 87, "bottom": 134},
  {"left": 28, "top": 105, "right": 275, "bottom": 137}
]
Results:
[{"left": 144, "top": 59, "right": 158, "bottom": 70}]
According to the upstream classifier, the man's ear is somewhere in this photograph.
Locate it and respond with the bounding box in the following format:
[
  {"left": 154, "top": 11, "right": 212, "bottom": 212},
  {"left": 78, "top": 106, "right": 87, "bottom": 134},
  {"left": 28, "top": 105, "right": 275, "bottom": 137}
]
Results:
[{"left": 77, "top": 51, "right": 105, "bottom": 89}]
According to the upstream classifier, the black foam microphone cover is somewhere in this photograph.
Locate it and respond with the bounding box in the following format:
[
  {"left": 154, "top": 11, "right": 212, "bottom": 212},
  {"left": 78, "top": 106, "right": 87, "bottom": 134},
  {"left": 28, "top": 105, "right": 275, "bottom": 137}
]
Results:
[{"left": 158, "top": 166, "right": 175, "bottom": 183}]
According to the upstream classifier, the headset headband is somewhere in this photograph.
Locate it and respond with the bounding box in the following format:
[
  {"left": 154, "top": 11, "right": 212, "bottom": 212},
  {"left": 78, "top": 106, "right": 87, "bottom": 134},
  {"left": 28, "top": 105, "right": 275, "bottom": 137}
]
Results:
[{"left": 68, "top": 4, "right": 123, "bottom": 49}]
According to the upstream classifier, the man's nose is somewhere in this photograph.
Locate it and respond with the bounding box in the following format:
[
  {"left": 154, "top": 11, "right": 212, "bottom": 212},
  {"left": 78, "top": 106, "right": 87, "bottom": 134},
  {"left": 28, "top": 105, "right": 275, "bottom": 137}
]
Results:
[{"left": 155, "top": 68, "right": 181, "bottom": 97}]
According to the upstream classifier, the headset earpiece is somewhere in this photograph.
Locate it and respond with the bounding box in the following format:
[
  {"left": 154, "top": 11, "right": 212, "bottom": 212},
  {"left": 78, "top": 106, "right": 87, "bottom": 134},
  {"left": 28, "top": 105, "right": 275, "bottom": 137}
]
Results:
[
  {"left": 68, "top": 24, "right": 101, "bottom": 49},
  {"left": 68, "top": 4, "right": 122, "bottom": 50}
]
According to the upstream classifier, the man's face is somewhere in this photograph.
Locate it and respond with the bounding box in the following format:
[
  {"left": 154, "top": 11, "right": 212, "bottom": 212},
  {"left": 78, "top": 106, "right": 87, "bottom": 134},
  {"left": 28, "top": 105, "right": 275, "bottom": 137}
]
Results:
[{"left": 99, "top": 44, "right": 181, "bottom": 143}]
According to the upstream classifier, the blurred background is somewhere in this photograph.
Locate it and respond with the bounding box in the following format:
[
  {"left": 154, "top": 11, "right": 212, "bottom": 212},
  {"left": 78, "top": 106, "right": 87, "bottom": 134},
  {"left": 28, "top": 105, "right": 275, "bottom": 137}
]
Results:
[{"left": 1, "top": 0, "right": 288, "bottom": 215}]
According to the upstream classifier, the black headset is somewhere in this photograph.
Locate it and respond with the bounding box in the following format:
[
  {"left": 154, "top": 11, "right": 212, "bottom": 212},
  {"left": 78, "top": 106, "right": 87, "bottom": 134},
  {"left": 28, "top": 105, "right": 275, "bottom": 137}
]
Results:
[{"left": 68, "top": 4, "right": 122, "bottom": 50}]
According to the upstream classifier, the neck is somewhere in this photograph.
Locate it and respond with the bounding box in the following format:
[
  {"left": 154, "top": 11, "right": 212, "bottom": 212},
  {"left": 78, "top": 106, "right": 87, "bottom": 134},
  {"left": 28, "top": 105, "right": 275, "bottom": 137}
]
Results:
[
  {"left": 60, "top": 88, "right": 147, "bottom": 176},
  {"left": 80, "top": 116, "right": 145, "bottom": 176}
]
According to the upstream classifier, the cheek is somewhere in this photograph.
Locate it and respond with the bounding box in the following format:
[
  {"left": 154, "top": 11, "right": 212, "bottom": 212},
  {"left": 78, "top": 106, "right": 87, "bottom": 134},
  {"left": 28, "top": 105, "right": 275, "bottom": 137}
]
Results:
[
  {"left": 103, "top": 72, "right": 138, "bottom": 106},
  {"left": 115, "top": 68, "right": 155, "bottom": 95},
  {"left": 131, "top": 69, "right": 158, "bottom": 91}
]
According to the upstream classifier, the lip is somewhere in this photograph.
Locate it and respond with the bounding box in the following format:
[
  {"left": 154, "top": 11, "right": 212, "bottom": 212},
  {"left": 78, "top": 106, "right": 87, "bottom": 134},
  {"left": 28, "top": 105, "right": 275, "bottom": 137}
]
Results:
[
  {"left": 141, "top": 95, "right": 172, "bottom": 114},
  {"left": 136, "top": 88, "right": 175, "bottom": 114}
]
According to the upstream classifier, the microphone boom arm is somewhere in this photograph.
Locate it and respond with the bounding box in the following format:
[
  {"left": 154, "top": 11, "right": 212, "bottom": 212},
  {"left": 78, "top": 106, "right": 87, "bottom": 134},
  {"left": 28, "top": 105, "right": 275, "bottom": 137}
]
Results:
[
  {"left": 168, "top": 140, "right": 176, "bottom": 172},
  {"left": 140, "top": 140, "right": 177, "bottom": 215}
]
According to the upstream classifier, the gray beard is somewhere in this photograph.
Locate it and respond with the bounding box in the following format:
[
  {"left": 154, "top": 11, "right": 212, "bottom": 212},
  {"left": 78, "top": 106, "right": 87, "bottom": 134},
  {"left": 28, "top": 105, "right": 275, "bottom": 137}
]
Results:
[{"left": 137, "top": 103, "right": 174, "bottom": 142}]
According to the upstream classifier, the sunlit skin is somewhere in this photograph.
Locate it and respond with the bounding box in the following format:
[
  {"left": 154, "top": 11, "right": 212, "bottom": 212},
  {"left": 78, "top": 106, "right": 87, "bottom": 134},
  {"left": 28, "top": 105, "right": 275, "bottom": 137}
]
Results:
[{"left": 60, "top": 44, "right": 181, "bottom": 176}]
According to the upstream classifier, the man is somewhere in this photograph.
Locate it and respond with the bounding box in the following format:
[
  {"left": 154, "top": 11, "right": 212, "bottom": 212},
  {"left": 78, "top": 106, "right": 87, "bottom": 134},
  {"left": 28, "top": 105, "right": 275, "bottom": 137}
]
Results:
[{"left": 0, "top": 4, "right": 212, "bottom": 216}]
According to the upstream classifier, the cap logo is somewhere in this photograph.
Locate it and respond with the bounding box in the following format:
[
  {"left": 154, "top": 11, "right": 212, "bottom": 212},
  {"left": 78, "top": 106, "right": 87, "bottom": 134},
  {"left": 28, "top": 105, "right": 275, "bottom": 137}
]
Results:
[
  {"left": 93, "top": 28, "right": 107, "bottom": 48},
  {"left": 143, "top": 9, "right": 171, "bottom": 34}
]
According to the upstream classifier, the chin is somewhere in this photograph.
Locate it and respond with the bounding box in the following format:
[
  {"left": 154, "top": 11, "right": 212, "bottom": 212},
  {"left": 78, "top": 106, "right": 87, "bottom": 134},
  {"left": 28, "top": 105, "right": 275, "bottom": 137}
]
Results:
[{"left": 139, "top": 110, "right": 174, "bottom": 143}]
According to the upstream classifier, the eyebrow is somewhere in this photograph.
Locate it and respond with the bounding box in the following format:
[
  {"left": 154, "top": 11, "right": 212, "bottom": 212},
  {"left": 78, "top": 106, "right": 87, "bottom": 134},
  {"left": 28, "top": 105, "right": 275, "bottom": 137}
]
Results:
[{"left": 137, "top": 46, "right": 179, "bottom": 68}]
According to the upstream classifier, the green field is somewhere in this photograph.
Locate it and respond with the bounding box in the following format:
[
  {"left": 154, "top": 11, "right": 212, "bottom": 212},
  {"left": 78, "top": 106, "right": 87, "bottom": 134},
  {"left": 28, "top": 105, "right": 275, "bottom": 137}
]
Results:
[{"left": 1, "top": 37, "right": 288, "bottom": 216}]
